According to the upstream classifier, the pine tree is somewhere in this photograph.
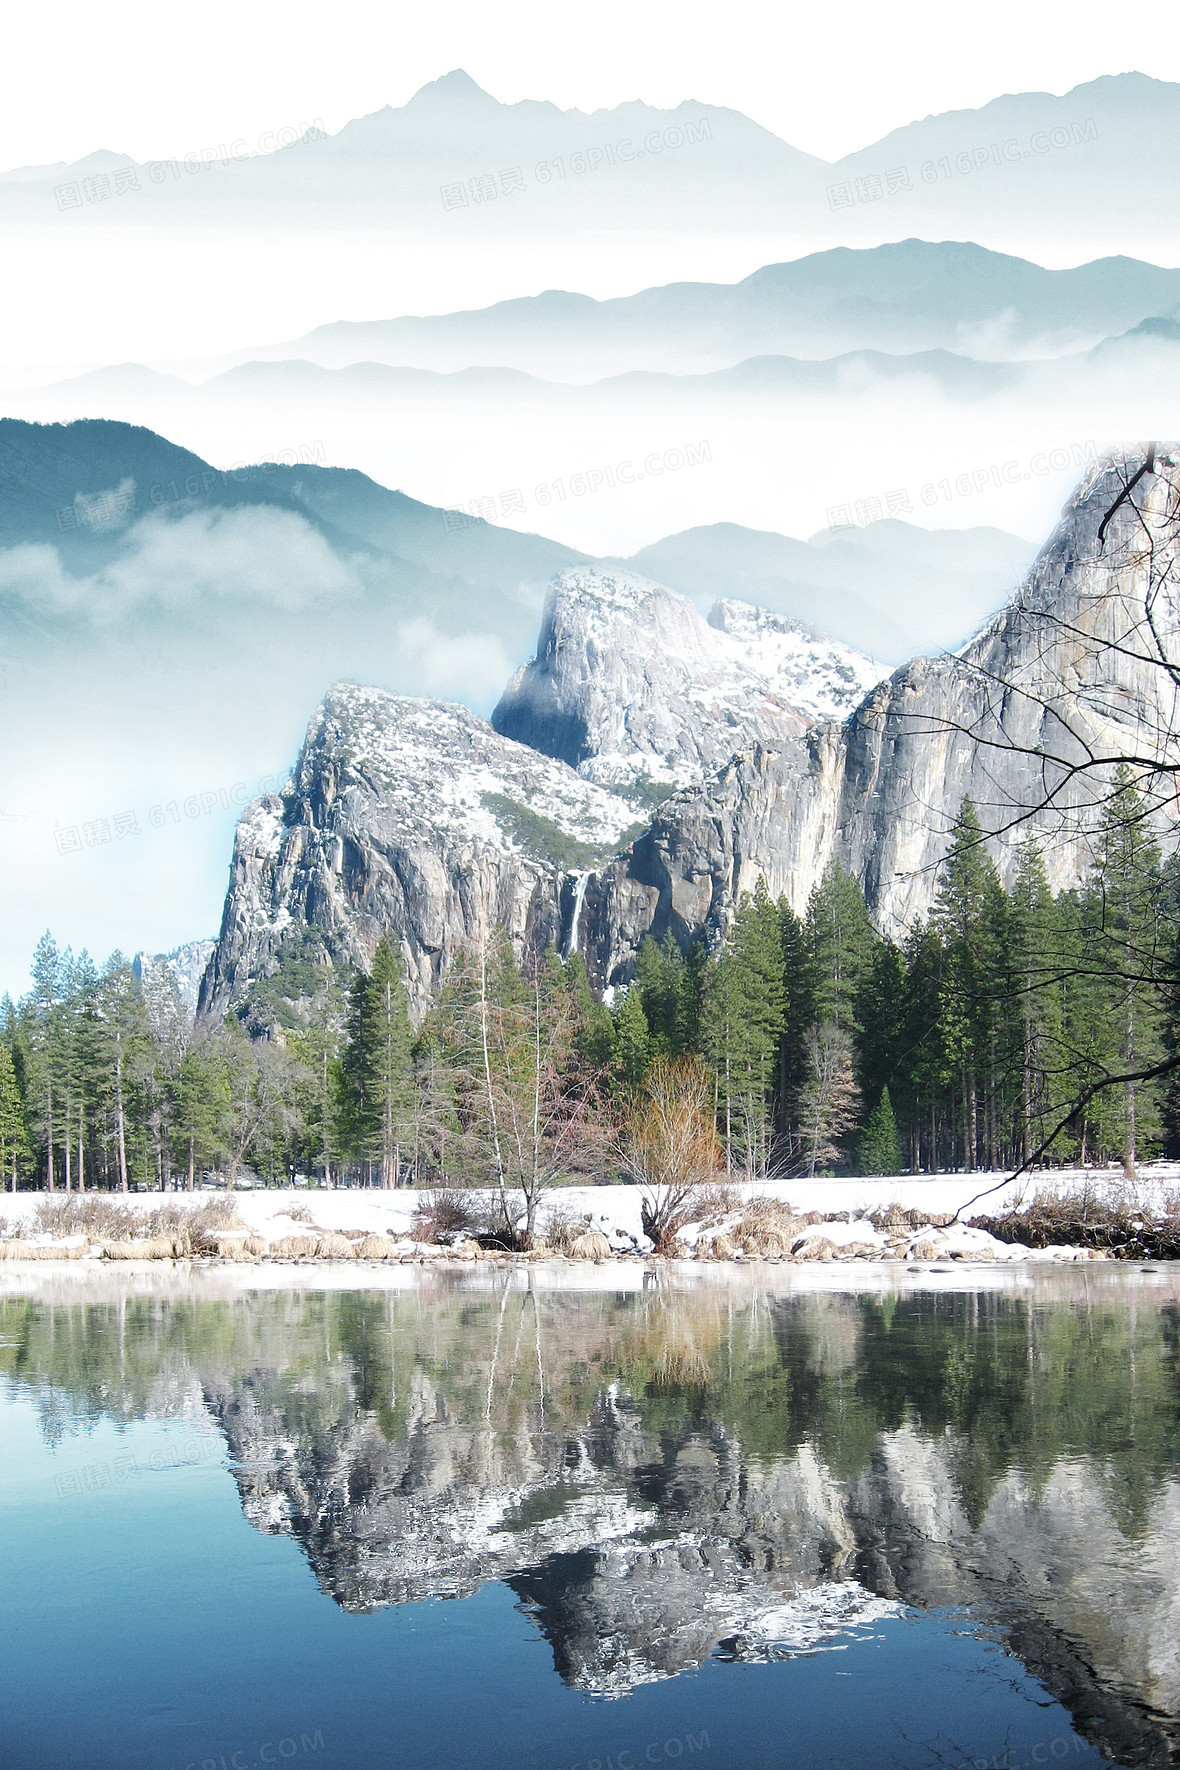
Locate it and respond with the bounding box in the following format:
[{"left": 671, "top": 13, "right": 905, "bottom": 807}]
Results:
[
  {"left": 804, "top": 865, "right": 875, "bottom": 1032},
  {"left": 613, "top": 985, "right": 651, "bottom": 1088},
  {"left": 931, "top": 800, "right": 1002, "bottom": 1170},
  {"left": 1088, "top": 767, "right": 1165, "bottom": 1174},
  {"left": 340, "top": 937, "right": 414, "bottom": 1187},
  {"left": 1008, "top": 839, "right": 1063, "bottom": 1165},
  {"left": 858, "top": 1086, "right": 902, "bottom": 1176},
  {"left": 702, "top": 880, "right": 786, "bottom": 1176},
  {"left": 0, "top": 1044, "right": 28, "bottom": 1191},
  {"left": 635, "top": 934, "right": 685, "bottom": 1056}
]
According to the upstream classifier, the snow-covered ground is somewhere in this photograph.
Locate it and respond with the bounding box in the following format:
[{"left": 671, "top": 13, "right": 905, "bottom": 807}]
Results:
[{"left": 2, "top": 1163, "right": 1174, "bottom": 1266}]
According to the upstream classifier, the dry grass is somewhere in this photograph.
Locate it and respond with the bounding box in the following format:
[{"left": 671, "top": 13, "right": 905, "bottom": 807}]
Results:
[
  {"left": 29, "top": 1195, "right": 248, "bottom": 1255},
  {"left": 975, "top": 1185, "right": 1180, "bottom": 1257},
  {"left": 568, "top": 1230, "right": 613, "bottom": 1261},
  {"left": 313, "top": 1233, "right": 357, "bottom": 1260},
  {"left": 729, "top": 1195, "right": 807, "bottom": 1258},
  {"left": 269, "top": 1234, "right": 322, "bottom": 1260}
]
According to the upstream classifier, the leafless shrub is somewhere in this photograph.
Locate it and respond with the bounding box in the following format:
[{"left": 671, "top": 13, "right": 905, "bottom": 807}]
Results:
[
  {"left": 411, "top": 1187, "right": 480, "bottom": 1244},
  {"left": 975, "top": 1185, "right": 1180, "bottom": 1256},
  {"left": 693, "top": 1182, "right": 739, "bottom": 1226},
  {"left": 622, "top": 1058, "right": 723, "bottom": 1253}
]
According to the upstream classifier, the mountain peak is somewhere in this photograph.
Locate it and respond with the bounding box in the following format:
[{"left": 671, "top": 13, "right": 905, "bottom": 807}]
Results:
[{"left": 403, "top": 69, "right": 498, "bottom": 110}]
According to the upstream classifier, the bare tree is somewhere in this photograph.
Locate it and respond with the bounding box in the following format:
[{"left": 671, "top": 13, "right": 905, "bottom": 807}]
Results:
[{"left": 796, "top": 1023, "right": 860, "bottom": 1177}]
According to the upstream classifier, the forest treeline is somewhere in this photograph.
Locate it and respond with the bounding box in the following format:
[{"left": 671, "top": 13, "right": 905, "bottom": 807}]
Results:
[{"left": 1, "top": 770, "right": 1176, "bottom": 1193}]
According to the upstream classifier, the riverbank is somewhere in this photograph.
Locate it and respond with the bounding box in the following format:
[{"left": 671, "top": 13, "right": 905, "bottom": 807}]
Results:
[{"left": 3, "top": 1166, "right": 1175, "bottom": 1266}]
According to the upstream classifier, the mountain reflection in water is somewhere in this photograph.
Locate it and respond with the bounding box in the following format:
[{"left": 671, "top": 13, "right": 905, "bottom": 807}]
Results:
[{"left": 3, "top": 1266, "right": 1180, "bottom": 1765}]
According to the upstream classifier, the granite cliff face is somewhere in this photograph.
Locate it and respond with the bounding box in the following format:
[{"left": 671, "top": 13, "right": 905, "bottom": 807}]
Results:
[
  {"left": 579, "top": 447, "right": 1180, "bottom": 980},
  {"left": 491, "top": 565, "right": 880, "bottom": 790},
  {"left": 203, "top": 450, "right": 1180, "bottom": 1011},
  {"left": 199, "top": 684, "right": 639, "bottom": 1018}
]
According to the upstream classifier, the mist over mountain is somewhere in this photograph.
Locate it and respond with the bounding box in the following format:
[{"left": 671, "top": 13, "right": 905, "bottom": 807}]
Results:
[
  {"left": 4, "top": 71, "right": 1178, "bottom": 261},
  {"left": 195, "top": 241, "right": 1180, "bottom": 377},
  {"left": 13, "top": 247, "right": 1162, "bottom": 554},
  {"left": 0, "top": 416, "right": 1029, "bottom": 994}
]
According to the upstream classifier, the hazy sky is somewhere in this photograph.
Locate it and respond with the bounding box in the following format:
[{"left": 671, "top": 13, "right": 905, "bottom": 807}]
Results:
[{"left": 4, "top": 0, "right": 1180, "bottom": 170}]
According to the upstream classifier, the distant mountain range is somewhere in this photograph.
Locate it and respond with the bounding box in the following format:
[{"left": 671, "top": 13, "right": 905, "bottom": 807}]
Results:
[
  {"left": 197, "top": 241, "right": 1180, "bottom": 377},
  {"left": 0, "top": 418, "right": 1032, "bottom": 662},
  {"left": 3, "top": 70, "right": 1178, "bottom": 255}
]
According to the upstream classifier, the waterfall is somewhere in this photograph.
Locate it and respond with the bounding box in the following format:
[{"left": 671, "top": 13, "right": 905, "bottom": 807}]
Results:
[{"left": 565, "top": 870, "right": 590, "bottom": 957}]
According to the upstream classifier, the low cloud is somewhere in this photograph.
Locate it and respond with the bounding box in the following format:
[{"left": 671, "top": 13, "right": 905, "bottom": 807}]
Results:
[
  {"left": 395, "top": 616, "right": 515, "bottom": 711},
  {"left": 0, "top": 503, "right": 368, "bottom": 619}
]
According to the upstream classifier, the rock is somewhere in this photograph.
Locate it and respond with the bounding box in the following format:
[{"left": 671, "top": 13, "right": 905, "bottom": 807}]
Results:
[
  {"left": 794, "top": 1236, "right": 839, "bottom": 1262},
  {"left": 579, "top": 450, "right": 1180, "bottom": 982},
  {"left": 491, "top": 566, "right": 858, "bottom": 791},
  {"left": 199, "top": 685, "right": 639, "bottom": 1021}
]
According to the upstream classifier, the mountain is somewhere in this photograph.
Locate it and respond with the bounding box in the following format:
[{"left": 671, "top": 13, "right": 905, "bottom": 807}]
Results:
[
  {"left": 0, "top": 70, "right": 814, "bottom": 231},
  {"left": 580, "top": 448, "right": 1180, "bottom": 982},
  {"left": 198, "top": 684, "right": 644, "bottom": 1019},
  {"left": 5, "top": 72, "right": 1180, "bottom": 257},
  {"left": 201, "top": 448, "right": 1180, "bottom": 1016},
  {"left": 491, "top": 566, "right": 879, "bottom": 790},
  {"left": 0, "top": 416, "right": 582, "bottom": 600},
  {"left": 210, "top": 241, "right": 1180, "bottom": 378},
  {"left": 622, "top": 519, "right": 1037, "bottom": 658},
  {"left": 133, "top": 940, "right": 215, "bottom": 1017},
  {"left": 201, "top": 568, "right": 882, "bottom": 1017}
]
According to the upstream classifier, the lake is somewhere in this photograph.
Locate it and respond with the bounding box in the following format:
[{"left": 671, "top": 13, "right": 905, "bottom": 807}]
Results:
[{"left": 2, "top": 1263, "right": 1179, "bottom": 1770}]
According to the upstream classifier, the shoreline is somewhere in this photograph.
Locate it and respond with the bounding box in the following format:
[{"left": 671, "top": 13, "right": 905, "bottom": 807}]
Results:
[{"left": 5, "top": 1166, "right": 1177, "bottom": 1268}]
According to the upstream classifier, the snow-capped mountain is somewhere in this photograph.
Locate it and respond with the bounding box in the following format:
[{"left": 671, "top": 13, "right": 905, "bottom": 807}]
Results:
[
  {"left": 492, "top": 566, "right": 881, "bottom": 792},
  {"left": 199, "top": 684, "right": 642, "bottom": 1018}
]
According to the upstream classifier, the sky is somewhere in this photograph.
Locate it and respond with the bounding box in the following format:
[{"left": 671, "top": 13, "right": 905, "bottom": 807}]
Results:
[{"left": 3, "top": 0, "right": 1180, "bottom": 172}]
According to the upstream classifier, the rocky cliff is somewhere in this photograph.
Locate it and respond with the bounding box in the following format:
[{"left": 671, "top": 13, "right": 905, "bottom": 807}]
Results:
[
  {"left": 203, "top": 449, "right": 1180, "bottom": 1011},
  {"left": 491, "top": 565, "right": 880, "bottom": 790},
  {"left": 199, "top": 684, "right": 640, "bottom": 1018},
  {"left": 579, "top": 446, "right": 1180, "bottom": 980}
]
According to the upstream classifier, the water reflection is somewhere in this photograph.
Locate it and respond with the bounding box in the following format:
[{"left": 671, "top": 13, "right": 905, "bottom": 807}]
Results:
[{"left": 3, "top": 1267, "right": 1179, "bottom": 1763}]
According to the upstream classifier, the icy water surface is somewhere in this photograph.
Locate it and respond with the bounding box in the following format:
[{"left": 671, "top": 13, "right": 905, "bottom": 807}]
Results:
[{"left": 2, "top": 1263, "right": 1180, "bottom": 1770}]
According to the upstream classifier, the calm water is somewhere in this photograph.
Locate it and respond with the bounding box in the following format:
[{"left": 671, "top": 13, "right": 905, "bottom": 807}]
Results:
[{"left": 2, "top": 1264, "right": 1180, "bottom": 1770}]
